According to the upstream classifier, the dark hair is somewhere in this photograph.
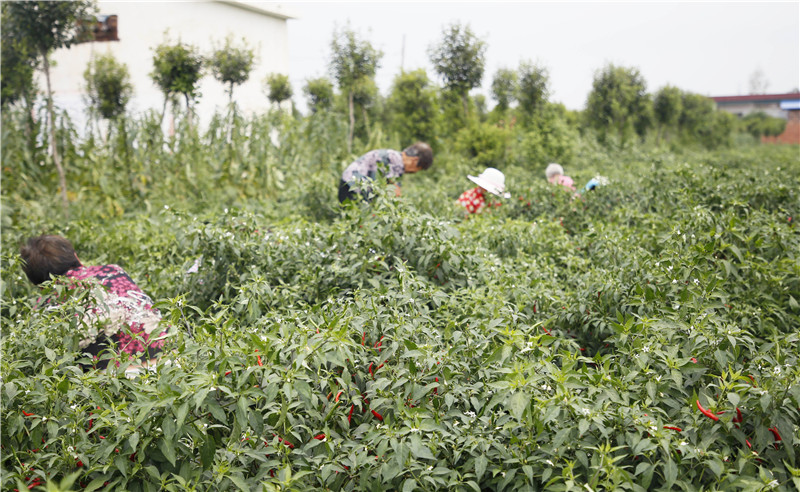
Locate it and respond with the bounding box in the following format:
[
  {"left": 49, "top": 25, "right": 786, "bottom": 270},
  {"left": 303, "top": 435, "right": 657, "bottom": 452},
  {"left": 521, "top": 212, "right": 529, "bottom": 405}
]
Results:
[
  {"left": 20, "top": 235, "right": 82, "bottom": 285},
  {"left": 403, "top": 142, "right": 433, "bottom": 170}
]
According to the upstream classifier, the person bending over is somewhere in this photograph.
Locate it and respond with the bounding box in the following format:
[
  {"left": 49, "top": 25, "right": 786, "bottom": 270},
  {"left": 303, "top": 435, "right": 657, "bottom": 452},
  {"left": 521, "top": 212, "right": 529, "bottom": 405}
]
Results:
[
  {"left": 338, "top": 142, "right": 433, "bottom": 203},
  {"left": 20, "top": 235, "right": 167, "bottom": 370}
]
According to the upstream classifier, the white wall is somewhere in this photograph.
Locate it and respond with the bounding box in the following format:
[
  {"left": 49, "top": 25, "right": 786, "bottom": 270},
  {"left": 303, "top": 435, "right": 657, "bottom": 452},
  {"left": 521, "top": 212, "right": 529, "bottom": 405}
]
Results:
[{"left": 41, "top": 1, "right": 292, "bottom": 130}]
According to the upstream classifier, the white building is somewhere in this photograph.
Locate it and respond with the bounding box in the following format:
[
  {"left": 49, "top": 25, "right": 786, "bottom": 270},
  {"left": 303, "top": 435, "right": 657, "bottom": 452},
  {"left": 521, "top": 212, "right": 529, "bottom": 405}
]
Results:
[{"left": 41, "top": 1, "right": 296, "bottom": 130}]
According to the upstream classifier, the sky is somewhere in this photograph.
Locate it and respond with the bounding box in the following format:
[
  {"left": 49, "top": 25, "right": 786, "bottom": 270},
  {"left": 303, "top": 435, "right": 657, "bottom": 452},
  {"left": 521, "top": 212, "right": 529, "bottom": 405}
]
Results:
[{"left": 282, "top": 1, "right": 800, "bottom": 112}]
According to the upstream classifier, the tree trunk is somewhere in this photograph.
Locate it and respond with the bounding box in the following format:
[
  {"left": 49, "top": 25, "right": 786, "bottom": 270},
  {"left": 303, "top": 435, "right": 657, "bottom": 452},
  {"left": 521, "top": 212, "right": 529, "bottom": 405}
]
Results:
[
  {"left": 348, "top": 91, "right": 355, "bottom": 153},
  {"left": 43, "top": 54, "right": 69, "bottom": 218},
  {"left": 362, "top": 105, "right": 370, "bottom": 139}
]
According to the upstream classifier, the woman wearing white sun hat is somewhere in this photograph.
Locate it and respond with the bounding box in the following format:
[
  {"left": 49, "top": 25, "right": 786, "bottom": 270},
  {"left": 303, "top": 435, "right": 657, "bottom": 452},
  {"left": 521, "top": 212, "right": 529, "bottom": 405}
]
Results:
[{"left": 456, "top": 167, "right": 512, "bottom": 214}]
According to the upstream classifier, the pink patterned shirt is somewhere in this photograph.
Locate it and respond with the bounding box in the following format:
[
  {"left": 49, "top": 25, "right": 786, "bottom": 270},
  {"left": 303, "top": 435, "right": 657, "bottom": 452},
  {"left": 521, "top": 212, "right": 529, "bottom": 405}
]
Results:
[{"left": 66, "top": 265, "right": 166, "bottom": 360}]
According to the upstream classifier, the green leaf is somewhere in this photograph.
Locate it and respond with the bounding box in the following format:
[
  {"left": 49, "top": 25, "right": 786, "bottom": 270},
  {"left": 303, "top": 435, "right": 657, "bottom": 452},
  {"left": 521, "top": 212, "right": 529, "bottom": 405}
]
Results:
[
  {"left": 475, "top": 454, "right": 487, "bottom": 482},
  {"left": 159, "top": 436, "right": 177, "bottom": 467},
  {"left": 506, "top": 391, "right": 528, "bottom": 420},
  {"left": 200, "top": 436, "right": 216, "bottom": 469}
]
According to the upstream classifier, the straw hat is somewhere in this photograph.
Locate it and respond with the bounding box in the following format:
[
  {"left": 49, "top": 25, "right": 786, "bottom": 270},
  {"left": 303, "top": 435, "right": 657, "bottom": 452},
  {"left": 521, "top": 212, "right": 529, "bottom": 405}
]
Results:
[{"left": 468, "top": 168, "right": 511, "bottom": 198}]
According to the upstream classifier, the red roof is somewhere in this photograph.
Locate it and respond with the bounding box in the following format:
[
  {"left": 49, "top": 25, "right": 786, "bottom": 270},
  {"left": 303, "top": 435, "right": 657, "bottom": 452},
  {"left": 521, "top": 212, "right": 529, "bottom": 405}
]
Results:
[{"left": 711, "top": 93, "right": 800, "bottom": 103}]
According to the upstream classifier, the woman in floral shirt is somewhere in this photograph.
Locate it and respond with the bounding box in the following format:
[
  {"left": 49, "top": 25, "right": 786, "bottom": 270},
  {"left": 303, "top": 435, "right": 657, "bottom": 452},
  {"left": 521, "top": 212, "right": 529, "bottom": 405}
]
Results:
[
  {"left": 457, "top": 167, "right": 511, "bottom": 214},
  {"left": 338, "top": 142, "right": 433, "bottom": 203},
  {"left": 20, "top": 235, "right": 167, "bottom": 369}
]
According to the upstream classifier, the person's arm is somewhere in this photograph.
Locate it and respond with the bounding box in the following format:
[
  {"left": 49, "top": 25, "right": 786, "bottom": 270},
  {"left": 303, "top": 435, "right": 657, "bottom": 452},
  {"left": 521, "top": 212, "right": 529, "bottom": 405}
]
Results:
[{"left": 394, "top": 183, "right": 402, "bottom": 197}]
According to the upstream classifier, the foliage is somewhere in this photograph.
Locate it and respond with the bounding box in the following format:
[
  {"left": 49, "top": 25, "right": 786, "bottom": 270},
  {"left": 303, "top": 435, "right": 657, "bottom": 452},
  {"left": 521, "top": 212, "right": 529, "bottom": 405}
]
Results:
[
  {"left": 84, "top": 53, "right": 133, "bottom": 121},
  {"left": 329, "top": 26, "right": 383, "bottom": 152},
  {"left": 265, "top": 73, "right": 293, "bottom": 107},
  {"left": 741, "top": 112, "right": 788, "bottom": 139},
  {"left": 0, "top": 3, "right": 38, "bottom": 108},
  {"left": 509, "top": 104, "right": 578, "bottom": 167},
  {"left": 585, "top": 64, "right": 649, "bottom": 147},
  {"left": 653, "top": 85, "right": 683, "bottom": 143},
  {"left": 427, "top": 23, "right": 487, "bottom": 118},
  {"left": 2, "top": 106, "right": 800, "bottom": 491},
  {"left": 208, "top": 36, "right": 255, "bottom": 104},
  {"left": 150, "top": 39, "right": 204, "bottom": 113},
  {"left": 490, "top": 68, "right": 518, "bottom": 112},
  {"left": 516, "top": 61, "right": 549, "bottom": 123},
  {"left": 386, "top": 69, "right": 441, "bottom": 149},
  {"left": 452, "top": 121, "right": 510, "bottom": 168},
  {"left": 2, "top": 0, "right": 97, "bottom": 217},
  {"left": 303, "top": 78, "right": 335, "bottom": 114}
]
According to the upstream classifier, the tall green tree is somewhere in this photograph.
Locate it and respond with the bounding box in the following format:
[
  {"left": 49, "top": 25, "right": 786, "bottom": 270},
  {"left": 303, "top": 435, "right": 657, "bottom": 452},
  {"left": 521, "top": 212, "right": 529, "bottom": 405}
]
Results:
[
  {"left": 150, "top": 39, "right": 204, "bottom": 125},
  {"left": 386, "top": 69, "right": 441, "bottom": 147},
  {"left": 490, "top": 68, "right": 517, "bottom": 113},
  {"left": 329, "top": 26, "right": 382, "bottom": 152},
  {"left": 427, "top": 22, "right": 487, "bottom": 119},
  {"left": 265, "top": 73, "right": 293, "bottom": 109},
  {"left": 0, "top": 4, "right": 38, "bottom": 109},
  {"left": 653, "top": 85, "right": 683, "bottom": 143},
  {"left": 303, "top": 77, "right": 334, "bottom": 114},
  {"left": 84, "top": 53, "right": 132, "bottom": 121},
  {"left": 208, "top": 36, "right": 255, "bottom": 107},
  {"left": 517, "top": 61, "right": 549, "bottom": 123},
  {"left": 585, "top": 63, "right": 648, "bottom": 147},
  {"left": 2, "top": 0, "right": 97, "bottom": 216}
]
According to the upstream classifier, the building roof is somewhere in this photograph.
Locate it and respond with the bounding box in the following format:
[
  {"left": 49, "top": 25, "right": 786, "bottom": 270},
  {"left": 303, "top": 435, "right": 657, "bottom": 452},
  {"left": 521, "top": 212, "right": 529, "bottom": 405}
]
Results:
[
  {"left": 214, "top": 1, "right": 297, "bottom": 20},
  {"left": 711, "top": 92, "right": 800, "bottom": 104}
]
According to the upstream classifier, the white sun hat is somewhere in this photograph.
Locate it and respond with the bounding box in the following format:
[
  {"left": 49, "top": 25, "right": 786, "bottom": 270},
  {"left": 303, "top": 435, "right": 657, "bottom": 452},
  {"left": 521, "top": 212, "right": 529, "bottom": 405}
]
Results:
[{"left": 468, "top": 168, "right": 511, "bottom": 198}]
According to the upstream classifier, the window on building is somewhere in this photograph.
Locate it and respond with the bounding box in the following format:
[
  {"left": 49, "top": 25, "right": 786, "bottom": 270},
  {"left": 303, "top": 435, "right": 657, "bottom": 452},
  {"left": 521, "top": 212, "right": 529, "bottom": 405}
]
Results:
[{"left": 76, "top": 14, "right": 119, "bottom": 43}]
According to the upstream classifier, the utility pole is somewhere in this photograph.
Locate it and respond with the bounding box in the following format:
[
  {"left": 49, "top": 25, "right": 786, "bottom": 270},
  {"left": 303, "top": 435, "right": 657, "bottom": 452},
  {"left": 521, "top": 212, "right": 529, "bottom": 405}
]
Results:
[{"left": 400, "top": 33, "right": 405, "bottom": 72}]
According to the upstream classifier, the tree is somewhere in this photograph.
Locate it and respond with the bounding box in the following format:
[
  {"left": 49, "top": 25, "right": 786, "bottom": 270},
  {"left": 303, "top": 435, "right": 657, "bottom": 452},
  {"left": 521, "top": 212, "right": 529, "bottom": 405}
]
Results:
[
  {"left": 150, "top": 38, "right": 204, "bottom": 124},
  {"left": 329, "top": 26, "right": 382, "bottom": 152},
  {"left": 427, "top": 22, "right": 487, "bottom": 118},
  {"left": 653, "top": 85, "right": 683, "bottom": 143},
  {"left": 2, "top": 0, "right": 97, "bottom": 216},
  {"left": 585, "top": 64, "right": 648, "bottom": 147},
  {"left": 516, "top": 61, "right": 549, "bottom": 123},
  {"left": 490, "top": 68, "right": 517, "bottom": 112},
  {"left": 303, "top": 77, "right": 334, "bottom": 114},
  {"left": 84, "top": 53, "right": 133, "bottom": 121},
  {"left": 742, "top": 112, "right": 787, "bottom": 140},
  {"left": 386, "top": 69, "right": 441, "bottom": 147},
  {"left": 208, "top": 36, "right": 255, "bottom": 106},
  {"left": 265, "top": 73, "right": 293, "bottom": 108},
  {"left": 0, "top": 3, "right": 38, "bottom": 109}
]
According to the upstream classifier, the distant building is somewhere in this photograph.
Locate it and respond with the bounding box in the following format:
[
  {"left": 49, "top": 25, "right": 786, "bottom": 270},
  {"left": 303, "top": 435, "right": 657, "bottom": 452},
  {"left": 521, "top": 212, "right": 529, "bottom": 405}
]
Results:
[
  {"left": 40, "top": 1, "right": 296, "bottom": 130},
  {"left": 711, "top": 92, "right": 800, "bottom": 144}
]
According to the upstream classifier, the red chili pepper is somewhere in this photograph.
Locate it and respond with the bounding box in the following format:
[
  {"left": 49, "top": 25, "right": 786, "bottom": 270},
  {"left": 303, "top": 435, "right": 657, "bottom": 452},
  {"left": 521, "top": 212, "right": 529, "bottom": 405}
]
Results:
[
  {"left": 368, "top": 362, "right": 373, "bottom": 376},
  {"left": 348, "top": 404, "right": 354, "bottom": 423},
  {"left": 663, "top": 426, "right": 683, "bottom": 432},
  {"left": 733, "top": 407, "right": 743, "bottom": 423},
  {"left": 335, "top": 391, "right": 343, "bottom": 403},
  {"left": 21, "top": 410, "right": 33, "bottom": 417},
  {"left": 768, "top": 427, "right": 782, "bottom": 441},
  {"left": 76, "top": 460, "right": 83, "bottom": 467},
  {"left": 748, "top": 375, "right": 757, "bottom": 387},
  {"left": 361, "top": 332, "right": 365, "bottom": 345},
  {"left": 746, "top": 439, "right": 752, "bottom": 449},
  {"left": 371, "top": 409, "right": 383, "bottom": 421},
  {"left": 690, "top": 357, "right": 697, "bottom": 363},
  {"left": 696, "top": 400, "right": 719, "bottom": 421},
  {"left": 312, "top": 433, "right": 326, "bottom": 440},
  {"left": 257, "top": 355, "right": 263, "bottom": 367},
  {"left": 542, "top": 326, "right": 552, "bottom": 336},
  {"left": 274, "top": 436, "right": 294, "bottom": 449},
  {"left": 224, "top": 370, "right": 231, "bottom": 376}
]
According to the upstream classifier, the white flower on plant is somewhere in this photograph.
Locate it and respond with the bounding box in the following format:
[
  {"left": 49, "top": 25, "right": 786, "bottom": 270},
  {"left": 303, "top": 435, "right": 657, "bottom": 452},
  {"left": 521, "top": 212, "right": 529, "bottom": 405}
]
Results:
[
  {"left": 465, "top": 411, "right": 476, "bottom": 418},
  {"left": 693, "top": 278, "right": 700, "bottom": 285},
  {"left": 642, "top": 346, "right": 650, "bottom": 353},
  {"left": 773, "top": 366, "right": 781, "bottom": 375},
  {"left": 581, "top": 408, "right": 590, "bottom": 416},
  {"left": 672, "top": 279, "right": 677, "bottom": 284},
  {"left": 546, "top": 460, "right": 554, "bottom": 466},
  {"left": 767, "top": 480, "right": 779, "bottom": 489}
]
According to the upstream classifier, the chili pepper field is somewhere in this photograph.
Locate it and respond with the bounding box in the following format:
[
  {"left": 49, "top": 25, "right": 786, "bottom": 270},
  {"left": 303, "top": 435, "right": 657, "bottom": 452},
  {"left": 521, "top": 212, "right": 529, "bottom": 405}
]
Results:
[{"left": 1, "top": 117, "right": 799, "bottom": 490}]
